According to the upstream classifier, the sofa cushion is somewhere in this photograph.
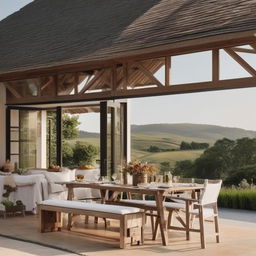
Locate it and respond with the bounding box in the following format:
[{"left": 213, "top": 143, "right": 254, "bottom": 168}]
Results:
[{"left": 44, "top": 171, "right": 71, "bottom": 194}]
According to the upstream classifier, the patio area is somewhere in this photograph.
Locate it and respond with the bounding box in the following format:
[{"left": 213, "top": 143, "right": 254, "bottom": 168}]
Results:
[{"left": 0, "top": 209, "right": 255, "bottom": 256}]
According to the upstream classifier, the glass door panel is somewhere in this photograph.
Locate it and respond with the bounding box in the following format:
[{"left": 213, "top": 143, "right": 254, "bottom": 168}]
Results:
[
  {"left": 19, "top": 110, "right": 41, "bottom": 169},
  {"left": 100, "top": 101, "right": 127, "bottom": 179}
]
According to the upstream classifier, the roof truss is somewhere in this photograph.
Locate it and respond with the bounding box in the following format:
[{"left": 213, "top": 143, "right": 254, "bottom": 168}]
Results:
[{"left": 3, "top": 42, "right": 256, "bottom": 105}]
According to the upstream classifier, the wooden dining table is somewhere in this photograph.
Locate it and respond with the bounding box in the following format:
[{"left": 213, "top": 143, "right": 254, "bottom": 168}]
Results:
[{"left": 61, "top": 181, "right": 204, "bottom": 246}]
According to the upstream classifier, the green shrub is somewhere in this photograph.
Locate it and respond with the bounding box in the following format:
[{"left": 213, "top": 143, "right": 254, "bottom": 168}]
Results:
[
  {"left": 73, "top": 142, "right": 98, "bottom": 166},
  {"left": 218, "top": 188, "right": 256, "bottom": 210},
  {"left": 62, "top": 142, "right": 74, "bottom": 166}
]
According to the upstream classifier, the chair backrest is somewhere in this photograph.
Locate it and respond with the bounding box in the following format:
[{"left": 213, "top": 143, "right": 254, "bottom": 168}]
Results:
[{"left": 199, "top": 179, "right": 222, "bottom": 205}]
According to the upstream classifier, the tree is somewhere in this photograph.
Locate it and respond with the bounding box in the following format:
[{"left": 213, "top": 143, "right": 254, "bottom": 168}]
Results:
[
  {"left": 231, "top": 137, "right": 256, "bottom": 168},
  {"left": 148, "top": 145, "right": 161, "bottom": 152},
  {"left": 192, "top": 138, "right": 235, "bottom": 179},
  {"left": 180, "top": 141, "right": 192, "bottom": 150},
  {"left": 173, "top": 160, "right": 194, "bottom": 177},
  {"left": 62, "top": 114, "right": 80, "bottom": 139}
]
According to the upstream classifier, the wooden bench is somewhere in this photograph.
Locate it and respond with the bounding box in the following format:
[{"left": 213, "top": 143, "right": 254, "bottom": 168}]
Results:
[{"left": 38, "top": 199, "right": 145, "bottom": 248}]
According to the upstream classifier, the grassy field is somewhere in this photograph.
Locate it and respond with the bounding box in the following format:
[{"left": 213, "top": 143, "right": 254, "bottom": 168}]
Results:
[{"left": 131, "top": 149, "right": 203, "bottom": 167}]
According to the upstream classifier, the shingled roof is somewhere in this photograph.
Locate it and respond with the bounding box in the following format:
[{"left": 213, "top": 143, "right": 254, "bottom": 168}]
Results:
[{"left": 0, "top": 0, "right": 256, "bottom": 77}]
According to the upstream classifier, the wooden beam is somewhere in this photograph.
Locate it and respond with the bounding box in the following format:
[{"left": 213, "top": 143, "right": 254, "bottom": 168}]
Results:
[
  {"left": 41, "top": 77, "right": 54, "bottom": 91},
  {"left": 232, "top": 47, "right": 256, "bottom": 54},
  {"left": 79, "top": 69, "right": 105, "bottom": 94},
  {"left": 212, "top": 49, "right": 219, "bottom": 82},
  {"left": 165, "top": 56, "right": 170, "bottom": 86},
  {"left": 132, "top": 62, "right": 163, "bottom": 87},
  {"left": 224, "top": 48, "right": 256, "bottom": 77},
  {"left": 4, "top": 82, "right": 21, "bottom": 98},
  {"left": 250, "top": 43, "right": 256, "bottom": 51},
  {"left": 6, "top": 77, "right": 256, "bottom": 105}
]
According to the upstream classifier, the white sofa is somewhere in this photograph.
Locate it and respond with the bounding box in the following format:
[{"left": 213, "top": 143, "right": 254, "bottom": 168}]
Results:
[{"left": 0, "top": 168, "right": 101, "bottom": 213}]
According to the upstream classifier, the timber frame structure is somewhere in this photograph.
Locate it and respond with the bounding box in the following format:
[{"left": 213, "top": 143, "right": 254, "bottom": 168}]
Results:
[
  {"left": 0, "top": 0, "right": 255, "bottom": 105},
  {"left": 2, "top": 40, "right": 256, "bottom": 105}
]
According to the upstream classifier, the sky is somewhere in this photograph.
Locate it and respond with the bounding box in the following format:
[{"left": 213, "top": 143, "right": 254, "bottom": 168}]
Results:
[{"left": 1, "top": 0, "right": 256, "bottom": 132}]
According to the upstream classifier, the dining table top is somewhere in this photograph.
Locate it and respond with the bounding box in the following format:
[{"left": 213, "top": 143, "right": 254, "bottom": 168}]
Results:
[{"left": 57, "top": 181, "right": 204, "bottom": 195}]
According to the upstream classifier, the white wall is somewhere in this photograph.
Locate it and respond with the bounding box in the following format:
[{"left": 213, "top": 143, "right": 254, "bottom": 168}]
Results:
[{"left": 0, "top": 84, "right": 6, "bottom": 166}]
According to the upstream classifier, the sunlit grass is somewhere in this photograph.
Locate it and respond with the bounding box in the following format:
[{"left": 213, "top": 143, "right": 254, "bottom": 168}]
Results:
[{"left": 218, "top": 188, "right": 256, "bottom": 210}]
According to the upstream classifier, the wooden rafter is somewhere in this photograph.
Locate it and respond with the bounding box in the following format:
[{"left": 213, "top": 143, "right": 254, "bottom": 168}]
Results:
[
  {"left": 79, "top": 69, "right": 105, "bottom": 94},
  {"left": 250, "top": 43, "right": 256, "bottom": 51},
  {"left": 131, "top": 62, "right": 163, "bottom": 87},
  {"left": 41, "top": 77, "right": 54, "bottom": 91},
  {"left": 224, "top": 48, "right": 256, "bottom": 77},
  {"left": 232, "top": 47, "right": 256, "bottom": 54},
  {"left": 4, "top": 82, "right": 21, "bottom": 98}
]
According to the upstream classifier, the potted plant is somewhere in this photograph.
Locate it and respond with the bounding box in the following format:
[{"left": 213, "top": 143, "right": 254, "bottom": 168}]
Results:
[
  {"left": 123, "top": 160, "right": 159, "bottom": 186},
  {"left": 0, "top": 185, "right": 26, "bottom": 218}
]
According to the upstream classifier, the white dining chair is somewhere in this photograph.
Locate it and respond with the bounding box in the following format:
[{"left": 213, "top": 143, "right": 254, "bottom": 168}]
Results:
[{"left": 165, "top": 179, "right": 222, "bottom": 249}]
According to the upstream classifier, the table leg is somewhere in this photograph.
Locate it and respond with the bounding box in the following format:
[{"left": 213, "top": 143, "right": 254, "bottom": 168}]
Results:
[
  {"left": 185, "top": 200, "right": 190, "bottom": 240},
  {"left": 155, "top": 191, "right": 168, "bottom": 246},
  {"left": 67, "top": 186, "right": 74, "bottom": 230}
]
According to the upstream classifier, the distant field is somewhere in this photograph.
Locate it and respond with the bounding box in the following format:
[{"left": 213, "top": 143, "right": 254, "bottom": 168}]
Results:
[
  {"left": 66, "top": 138, "right": 100, "bottom": 148},
  {"left": 131, "top": 149, "right": 203, "bottom": 167}
]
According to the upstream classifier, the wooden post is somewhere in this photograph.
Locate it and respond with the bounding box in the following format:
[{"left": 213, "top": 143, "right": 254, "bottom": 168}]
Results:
[
  {"left": 212, "top": 49, "right": 219, "bottom": 82},
  {"left": 165, "top": 56, "right": 171, "bottom": 86}
]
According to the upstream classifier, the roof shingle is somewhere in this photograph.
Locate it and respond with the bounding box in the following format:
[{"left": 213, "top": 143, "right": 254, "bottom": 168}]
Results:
[{"left": 0, "top": 0, "right": 255, "bottom": 75}]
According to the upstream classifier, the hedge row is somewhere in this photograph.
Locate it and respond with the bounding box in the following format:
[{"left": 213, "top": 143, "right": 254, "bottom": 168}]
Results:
[{"left": 218, "top": 188, "right": 256, "bottom": 210}]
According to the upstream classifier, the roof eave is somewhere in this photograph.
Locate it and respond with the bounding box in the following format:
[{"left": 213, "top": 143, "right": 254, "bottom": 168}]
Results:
[{"left": 0, "top": 30, "right": 255, "bottom": 82}]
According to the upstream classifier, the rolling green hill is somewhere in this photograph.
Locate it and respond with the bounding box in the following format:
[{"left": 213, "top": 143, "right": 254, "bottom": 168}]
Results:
[
  {"left": 73, "top": 123, "right": 256, "bottom": 167},
  {"left": 131, "top": 123, "right": 256, "bottom": 144}
]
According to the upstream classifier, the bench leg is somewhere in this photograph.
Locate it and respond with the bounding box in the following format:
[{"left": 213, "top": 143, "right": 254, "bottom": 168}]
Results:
[
  {"left": 40, "top": 210, "right": 62, "bottom": 233},
  {"left": 67, "top": 213, "right": 73, "bottom": 230},
  {"left": 120, "top": 216, "right": 127, "bottom": 249}
]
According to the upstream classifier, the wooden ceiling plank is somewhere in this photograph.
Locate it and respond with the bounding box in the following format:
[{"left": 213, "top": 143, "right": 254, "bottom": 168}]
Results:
[{"left": 224, "top": 48, "right": 256, "bottom": 77}]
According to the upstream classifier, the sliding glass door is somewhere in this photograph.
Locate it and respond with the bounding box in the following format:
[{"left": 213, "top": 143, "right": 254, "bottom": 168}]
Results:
[
  {"left": 6, "top": 107, "right": 42, "bottom": 169},
  {"left": 19, "top": 110, "right": 41, "bottom": 169},
  {"left": 100, "top": 101, "right": 128, "bottom": 178}
]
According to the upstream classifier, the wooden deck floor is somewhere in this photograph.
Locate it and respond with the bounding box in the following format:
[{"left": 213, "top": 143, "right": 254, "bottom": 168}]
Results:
[{"left": 0, "top": 211, "right": 255, "bottom": 256}]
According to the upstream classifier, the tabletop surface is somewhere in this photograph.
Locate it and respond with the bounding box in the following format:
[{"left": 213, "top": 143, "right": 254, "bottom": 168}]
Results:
[{"left": 57, "top": 181, "right": 204, "bottom": 194}]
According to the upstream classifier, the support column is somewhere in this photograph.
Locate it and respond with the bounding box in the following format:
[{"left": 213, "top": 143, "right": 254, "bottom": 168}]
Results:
[
  {"left": 126, "top": 100, "right": 131, "bottom": 163},
  {"left": 56, "top": 107, "right": 62, "bottom": 167},
  {"left": 38, "top": 111, "right": 47, "bottom": 168},
  {"left": 0, "top": 85, "right": 6, "bottom": 166}
]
